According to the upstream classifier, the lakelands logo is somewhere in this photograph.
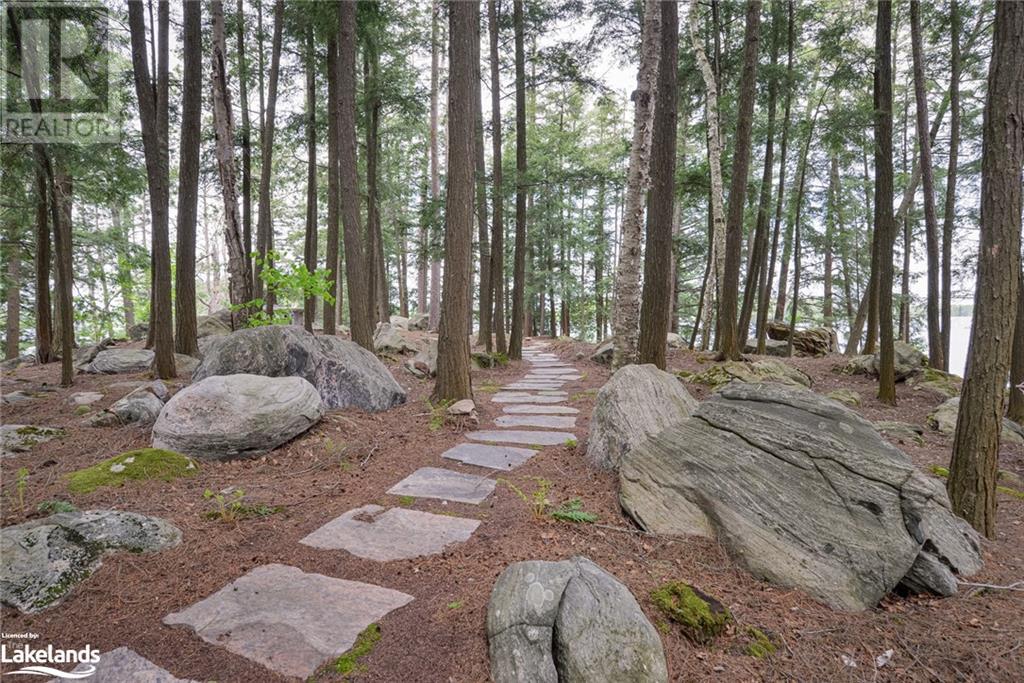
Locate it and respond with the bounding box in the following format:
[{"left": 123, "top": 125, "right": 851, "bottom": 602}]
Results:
[{"left": 1, "top": 643, "right": 100, "bottom": 679}]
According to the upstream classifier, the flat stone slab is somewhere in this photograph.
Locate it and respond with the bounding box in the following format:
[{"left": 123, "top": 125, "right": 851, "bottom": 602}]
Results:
[
  {"left": 528, "top": 367, "right": 576, "bottom": 374},
  {"left": 49, "top": 646, "right": 196, "bottom": 682},
  {"left": 442, "top": 442, "right": 538, "bottom": 470},
  {"left": 504, "top": 384, "right": 565, "bottom": 391},
  {"left": 495, "top": 414, "right": 577, "bottom": 429},
  {"left": 164, "top": 564, "right": 413, "bottom": 679},
  {"left": 68, "top": 391, "right": 104, "bottom": 406},
  {"left": 537, "top": 391, "right": 568, "bottom": 396},
  {"left": 468, "top": 430, "right": 576, "bottom": 446},
  {"left": 300, "top": 504, "right": 479, "bottom": 560},
  {"left": 502, "top": 404, "right": 579, "bottom": 414},
  {"left": 493, "top": 393, "right": 567, "bottom": 404},
  {"left": 387, "top": 467, "right": 496, "bottom": 504}
]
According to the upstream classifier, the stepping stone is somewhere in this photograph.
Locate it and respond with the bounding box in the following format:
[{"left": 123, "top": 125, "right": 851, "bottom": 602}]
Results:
[
  {"left": 493, "top": 393, "right": 567, "bottom": 404},
  {"left": 68, "top": 391, "right": 104, "bottom": 406},
  {"left": 300, "top": 504, "right": 479, "bottom": 561},
  {"left": 468, "top": 430, "right": 576, "bottom": 446},
  {"left": 387, "top": 467, "right": 496, "bottom": 504},
  {"left": 442, "top": 442, "right": 538, "bottom": 470},
  {"left": 52, "top": 646, "right": 196, "bottom": 682},
  {"left": 537, "top": 391, "right": 568, "bottom": 396},
  {"left": 503, "top": 404, "right": 579, "bottom": 415},
  {"left": 504, "top": 384, "right": 564, "bottom": 391},
  {"left": 529, "top": 367, "right": 576, "bottom": 374},
  {"left": 164, "top": 564, "right": 413, "bottom": 679},
  {"left": 495, "top": 414, "right": 576, "bottom": 429}
]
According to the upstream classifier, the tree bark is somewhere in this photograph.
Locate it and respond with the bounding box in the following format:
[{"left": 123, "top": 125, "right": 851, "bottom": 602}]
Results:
[
  {"left": 210, "top": 0, "right": 251, "bottom": 329},
  {"left": 364, "top": 43, "right": 387, "bottom": 326},
  {"left": 474, "top": 7, "right": 491, "bottom": 351},
  {"left": 947, "top": 0, "right": 1023, "bottom": 537},
  {"left": 428, "top": 0, "right": 442, "bottom": 331},
  {"left": 128, "top": 0, "right": 174, "bottom": 378},
  {"left": 52, "top": 166, "right": 74, "bottom": 385},
  {"left": 33, "top": 161, "right": 53, "bottom": 363},
  {"left": 874, "top": 0, "right": 897, "bottom": 405},
  {"left": 235, "top": 0, "right": 253, "bottom": 280},
  {"left": 175, "top": 0, "right": 201, "bottom": 357},
  {"left": 255, "top": 0, "right": 283, "bottom": 316},
  {"left": 303, "top": 25, "right": 317, "bottom": 333},
  {"left": 488, "top": 0, "right": 507, "bottom": 354},
  {"left": 338, "top": 0, "right": 373, "bottom": 351},
  {"left": 324, "top": 32, "right": 341, "bottom": 335},
  {"left": 717, "top": 0, "right": 761, "bottom": 360},
  {"left": 508, "top": 0, "right": 529, "bottom": 360},
  {"left": 638, "top": 0, "right": 678, "bottom": 370},
  {"left": 1008, "top": 268, "right": 1024, "bottom": 425},
  {"left": 940, "top": 0, "right": 961, "bottom": 371},
  {"left": 4, "top": 222, "right": 20, "bottom": 360},
  {"left": 611, "top": 0, "right": 661, "bottom": 369},
  {"left": 433, "top": 0, "right": 476, "bottom": 402}
]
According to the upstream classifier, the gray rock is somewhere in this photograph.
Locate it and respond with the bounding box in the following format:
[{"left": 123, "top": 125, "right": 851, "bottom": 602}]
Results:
[
  {"left": 492, "top": 393, "right": 567, "bottom": 404},
  {"left": 69, "top": 391, "right": 104, "bottom": 406},
  {"left": 442, "top": 442, "right": 537, "bottom": 470},
  {"left": 590, "top": 341, "right": 613, "bottom": 364},
  {"left": 683, "top": 359, "right": 812, "bottom": 389},
  {"left": 0, "top": 354, "right": 37, "bottom": 371},
  {"left": 666, "top": 332, "right": 685, "bottom": 349},
  {"left": 744, "top": 338, "right": 790, "bottom": 356},
  {"left": 404, "top": 338, "right": 438, "bottom": 378},
  {"left": 487, "top": 556, "right": 667, "bottom": 683},
  {"left": 502, "top": 404, "right": 579, "bottom": 415},
  {"left": 300, "top": 504, "right": 479, "bottom": 560},
  {"left": 72, "top": 339, "right": 113, "bottom": 371},
  {"left": 874, "top": 420, "right": 925, "bottom": 446},
  {"left": 587, "top": 364, "right": 697, "bottom": 471},
  {"left": 927, "top": 397, "right": 1024, "bottom": 445},
  {"left": 845, "top": 341, "right": 927, "bottom": 381},
  {"left": 51, "top": 646, "right": 196, "bottom": 683},
  {"left": 467, "top": 430, "right": 575, "bottom": 446},
  {"left": 447, "top": 398, "right": 476, "bottom": 416},
  {"left": 387, "top": 467, "right": 496, "bottom": 504},
  {"left": 765, "top": 322, "right": 838, "bottom": 356},
  {"left": 408, "top": 313, "right": 430, "bottom": 331},
  {"left": 127, "top": 322, "right": 148, "bottom": 341},
  {"left": 2, "top": 390, "right": 35, "bottom": 404},
  {"left": 152, "top": 374, "right": 324, "bottom": 460},
  {"left": 1, "top": 510, "right": 180, "bottom": 613},
  {"left": 163, "top": 563, "right": 413, "bottom": 679},
  {"left": 619, "top": 381, "right": 982, "bottom": 610},
  {"left": 196, "top": 315, "right": 232, "bottom": 338},
  {"left": 84, "top": 348, "right": 155, "bottom": 374},
  {"left": 373, "top": 322, "right": 419, "bottom": 354},
  {"left": 495, "top": 415, "right": 576, "bottom": 429},
  {"left": 106, "top": 384, "right": 167, "bottom": 426},
  {"left": 1, "top": 424, "right": 65, "bottom": 458},
  {"left": 389, "top": 315, "right": 410, "bottom": 329},
  {"left": 826, "top": 388, "right": 861, "bottom": 406},
  {"left": 167, "top": 353, "right": 200, "bottom": 377},
  {"left": 193, "top": 325, "right": 406, "bottom": 412}
]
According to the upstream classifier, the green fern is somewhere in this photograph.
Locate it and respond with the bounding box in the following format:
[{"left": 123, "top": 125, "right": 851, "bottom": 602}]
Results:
[{"left": 550, "top": 498, "right": 597, "bottom": 524}]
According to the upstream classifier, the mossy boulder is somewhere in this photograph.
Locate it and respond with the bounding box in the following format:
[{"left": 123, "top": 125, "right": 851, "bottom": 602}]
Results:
[
  {"left": 682, "top": 359, "right": 812, "bottom": 389},
  {"left": 1, "top": 424, "right": 66, "bottom": 458},
  {"left": 908, "top": 367, "right": 962, "bottom": 398},
  {"left": 68, "top": 448, "right": 197, "bottom": 494},
  {"left": 650, "top": 581, "right": 731, "bottom": 644},
  {"left": 826, "top": 388, "right": 861, "bottom": 406}
]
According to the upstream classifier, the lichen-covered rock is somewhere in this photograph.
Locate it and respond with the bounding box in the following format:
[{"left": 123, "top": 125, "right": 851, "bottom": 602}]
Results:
[
  {"left": 682, "top": 359, "right": 812, "bottom": 389},
  {"left": 927, "top": 397, "right": 1024, "bottom": 445},
  {"left": 744, "top": 338, "right": 789, "bottom": 357},
  {"left": 826, "top": 388, "right": 861, "bottom": 406},
  {"left": 1, "top": 424, "right": 66, "bottom": 458},
  {"left": 765, "top": 322, "right": 838, "bottom": 356},
  {"left": 84, "top": 348, "right": 155, "bottom": 374},
  {"left": 72, "top": 338, "right": 113, "bottom": 371},
  {"left": 844, "top": 341, "right": 927, "bottom": 381},
  {"left": 408, "top": 313, "right": 430, "bottom": 331},
  {"left": 907, "top": 368, "right": 962, "bottom": 398},
  {"left": 0, "top": 354, "right": 37, "bottom": 371},
  {"left": 590, "top": 340, "right": 613, "bottom": 364},
  {"left": 873, "top": 420, "right": 925, "bottom": 446},
  {"left": 167, "top": 353, "right": 200, "bottom": 377},
  {"left": 619, "top": 381, "right": 982, "bottom": 610},
  {"left": 127, "top": 322, "right": 149, "bottom": 341},
  {"left": 0, "top": 510, "right": 180, "bottom": 613},
  {"left": 587, "top": 364, "right": 697, "bottom": 471},
  {"left": 196, "top": 315, "right": 232, "bottom": 338},
  {"left": 110, "top": 383, "right": 167, "bottom": 425},
  {"left": 487, "top": 556, "right": 667, "bottom": 683},
  {"left": 192, "top": 325, "right": 405, "bottom": 412},
  {"left": 404, "top": 338, "right": 438, "bottom": 378},
  {"left": 152, "top": 374, "right": 324, "bottom": 460},
  {"left": 373, "top": 323, "right": 419, "bottom": 354}
]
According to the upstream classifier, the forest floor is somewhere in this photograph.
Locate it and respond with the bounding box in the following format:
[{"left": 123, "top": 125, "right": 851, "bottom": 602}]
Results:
[{"left": 1, "top": 335, "right": 1022, "bottom": 682}]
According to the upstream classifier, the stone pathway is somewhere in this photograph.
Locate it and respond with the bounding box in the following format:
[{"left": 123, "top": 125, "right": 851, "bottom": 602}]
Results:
[{"left": 157, "top": 342, "right": 584, "bottom": 679}]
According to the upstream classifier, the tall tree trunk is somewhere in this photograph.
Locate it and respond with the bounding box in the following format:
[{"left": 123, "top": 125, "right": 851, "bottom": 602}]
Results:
[
  {"left": 874, "top": 0, "right": 897, "bottom": 405},
  {"left": 593, "top": 180, "right": 606, "bottom": 339},
  {"left": 324, "top": 32, "right": 341, "bottom": 335},
  {"left": 303, "top": 25, "right": 317, "bottom": 333},
  {"left": 210, "top": 0, "right": 251, "bottom": 329},
  {"left": 433, "top": 0, "right": 476, "bottom": 402},
  {"left": 364, "top": 43, "right": 387, "bottom": 326},
  {"left": 338, "top": 0, "right": 373, "bottom": 351},
  {"left": 175, "top": 0, "right": 201, "bottom": 357},
  {"left": 488, "top": 0, "right": 507, "bottom": 354},
  {"left": 4, "top": 223, "right": 20, "bottom": 360},
  {"left": 940, "top": 0, "right": 961, "bottom": 371},
  {"left": 717, "top": 0, "right": 761, "bottom": 360},
  {"left": 428, "top": 0, "right": 443, "bottom": 331},
  {"left": 508, "top": 0, "right": 529, "bottom": 360},
  {"left": 638, "top": 0, "right": 678, "bottom": 370},
  {"left": 849, "top": 148, "right": 875, "bottom": 355},
  {"left": 689, "top": 0, "right": 725, "bottom": 353},
  {"left": 948, "top": 0, "right": 1023, "bottom": 536},
  {"left": 740, "top": 0, "right": 781, "bottom": 350},
  {"left": 474, "top": 9, "right": 491, "bottom": 350},
  {"left": 611, "top": 0, "right": 661, "bottom": 369},
  {"left": 33, "top": 162, "right": 53, "bottom": 363},
  {"left": 52, "top": 166, "right": 74, "bottom": 385},
  {"left": 128, "top": 0, "right": 174, "bottom": 379},
  {"left": 255, "top": 0, "right": 283, "bottom": 316},
  {"left": 756, "top": 0, "right": 794, "bottom": 353},
  {"left": 235, "top": 0, "right": 252, "bottom": 280},
  {"left": 1008, "top": 268, "right": 1024, "bottom": 425},
  {"left": 823, "top": 156, "right": 837, "bottom": 328},
  {"left": 417, "top": 159, "right": 430, "bottom": 315}
]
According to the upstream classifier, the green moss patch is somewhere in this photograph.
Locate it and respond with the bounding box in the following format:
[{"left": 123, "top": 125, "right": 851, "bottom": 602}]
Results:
[
  {"left": 68, "top": 448, "right": 197, "bottom": 494},
  {"left": 744, "top": 627, "right": 777, "bottom": 658},
  {"left": 651, "top": 581, "right": 731, "bottom": 644},
  {"left": 333, "top": 623, "right": 381, "bottom": 676}
]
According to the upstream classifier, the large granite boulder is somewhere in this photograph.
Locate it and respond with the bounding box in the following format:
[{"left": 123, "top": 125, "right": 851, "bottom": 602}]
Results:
[
  {"left": 127, "top": 322, "right": 148, "bottom": 341},
  {"left": 197, "top": 314, "right": 232, "bottom": 338},
  {"left": 927, "top": 397, "right": 1024, "bottom": 445},
  {"left": 84, "top": 348, "right": 155, "bottom": 374},
  {"left": 766, "top": 322, "right": 838, "bottom": 356},
  {"left": 192, "top": 325, "right": 405, "bottom": 412},
  {"left": 590, "top": 340, "right": 614, "bottom": 364},
  {"left": 744, "top": 338, "right": 789, "bottom": 357},
  {"left": 682, "top": 359, "right": 812, "bottom": 389},
  {"left": 87, "top": 382, "right": 169, "bottom": 427},
  {"left": 845, "top": 341, "right": 927, "bottom": 381},
  {"left": 1, "top": 510, "right": 180, "bottom": 613},
  {"left": 666, "top": 333, "right": 685, "bottom": 349},
  {"left": 487, "top": 556, "right": 667, "bottom": 683},
  {"left": 390, "top": 315, "right": 410, "bottom": 330},
  {"left": 408, "top": 313, "right": 429, "bottom": 331},
  {"left": 907, "top": 368, "right": 962, "bottom": 398},
  {"left": 1, "top": 424, "right": 66, "bottom": 458},
  {"left": 152, "top": 374, "right": 324, "bottom": 460},
  {"left": 404, "top": 338, "right": 438, "bottom": 378},
  {"left": 619, "top": 381, "right": 982, "bottom": 610},
  {"left": 587, "top": 364, "right": 697, "bottom": 471},
  {"left": 373, "top": 322, "right": 419, "bottom": 354},
  {"left": 72, "top": 338, "right": 114, "bottom": 371}
]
